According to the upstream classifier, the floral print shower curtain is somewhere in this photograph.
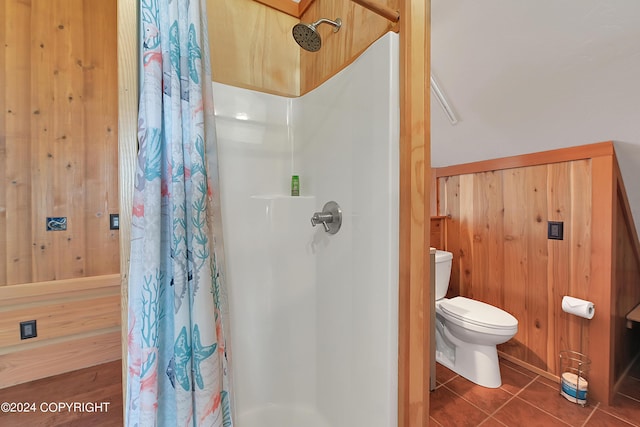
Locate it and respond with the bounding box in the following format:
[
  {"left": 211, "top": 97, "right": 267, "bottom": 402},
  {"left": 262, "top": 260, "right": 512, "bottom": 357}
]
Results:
[{"left": 126, "top": 0, "right": 233, "bottom": 425}]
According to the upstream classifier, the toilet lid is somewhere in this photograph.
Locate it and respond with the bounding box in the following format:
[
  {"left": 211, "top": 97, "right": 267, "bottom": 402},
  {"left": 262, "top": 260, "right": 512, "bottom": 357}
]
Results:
[{"left": 439, "top": 296, "right": 518, "bottom": 330}]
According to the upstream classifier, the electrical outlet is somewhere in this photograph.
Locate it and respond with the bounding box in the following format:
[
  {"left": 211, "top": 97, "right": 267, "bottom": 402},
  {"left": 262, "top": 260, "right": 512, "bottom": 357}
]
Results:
[
  {"left": 548, "top": 221, "right": 564, "bottom": 240},
  {"left": 20, "top": 320, "right": 37, "bottom": 340}
]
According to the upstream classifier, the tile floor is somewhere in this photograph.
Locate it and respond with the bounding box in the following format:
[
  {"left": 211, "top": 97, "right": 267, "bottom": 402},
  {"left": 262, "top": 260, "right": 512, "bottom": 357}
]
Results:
[{"left": 430, "top": 357, "right": 640, "bottom": 427}]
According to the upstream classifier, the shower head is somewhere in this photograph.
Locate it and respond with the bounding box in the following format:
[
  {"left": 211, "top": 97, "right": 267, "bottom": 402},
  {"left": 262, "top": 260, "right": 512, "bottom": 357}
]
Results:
[{"left": 292, "top": 18, "right": 342, "bottom": 52}]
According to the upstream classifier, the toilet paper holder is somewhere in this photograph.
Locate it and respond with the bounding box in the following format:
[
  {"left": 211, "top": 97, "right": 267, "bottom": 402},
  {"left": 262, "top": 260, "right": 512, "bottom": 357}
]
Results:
[
  {"left": 559, "top": 350, "right": 590, "bottom": 406},
  {"left": 558, "top": 295, "right": 594, "bottom": 406}
]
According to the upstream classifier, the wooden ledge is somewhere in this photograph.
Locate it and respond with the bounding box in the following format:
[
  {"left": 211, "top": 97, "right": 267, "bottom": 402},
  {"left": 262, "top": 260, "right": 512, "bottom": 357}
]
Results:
[{"left": 435, "top": 141, "right": 614, "bottom": 178}]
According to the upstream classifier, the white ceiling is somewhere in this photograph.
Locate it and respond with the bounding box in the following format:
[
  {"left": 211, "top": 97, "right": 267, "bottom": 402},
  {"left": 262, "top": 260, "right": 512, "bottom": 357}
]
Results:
[{"left": 431, "top": 0, "right": 640, "bottom": 231}]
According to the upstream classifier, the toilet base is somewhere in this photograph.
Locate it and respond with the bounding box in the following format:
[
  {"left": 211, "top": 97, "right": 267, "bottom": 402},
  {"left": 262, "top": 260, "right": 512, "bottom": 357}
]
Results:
[{"left": 436, "top": 325, "right": 502, "bottom": 388}]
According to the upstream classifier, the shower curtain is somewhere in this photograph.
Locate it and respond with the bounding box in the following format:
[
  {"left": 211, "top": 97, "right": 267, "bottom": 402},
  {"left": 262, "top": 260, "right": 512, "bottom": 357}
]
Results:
[{"left": 126, "top": 0, "right": 233, "bottom": 425}]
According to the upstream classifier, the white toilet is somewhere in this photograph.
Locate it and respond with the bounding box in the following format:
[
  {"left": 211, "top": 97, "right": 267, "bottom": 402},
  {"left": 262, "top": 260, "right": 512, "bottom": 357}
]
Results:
[{"left": 434, "top": 250, "right": 518, "bottom": 388}]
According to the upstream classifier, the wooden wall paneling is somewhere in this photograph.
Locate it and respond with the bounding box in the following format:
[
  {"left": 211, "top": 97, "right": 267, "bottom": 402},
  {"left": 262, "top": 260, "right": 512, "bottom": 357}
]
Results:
[
  {"left": 0, "top": 329, "right": 121, "bottom": 389},
  {"left": 0, "top": 275, "right": 121, "bottom": 389},
  {"left": 208, "top": 0, "right": 300, "bottom": 96},
  {"left": 2, "top": 0, "right": 119, "bottom": 284},
  {"left": 56, "top": 0, "right": 87, "bottom": 281},
  {"left": 567, "top": 160, "right": 592, "bottom": 361},
  {"left": 546, "top": 162, "right": 571, "bottom": 374},
  {"left": 118, "top": 0, "right": 139, "bottom": 409},
  {"left": 31, "top": 0, "right": 62, "bottom": 282},
  {"left": 83, "top": 0, "right": 119, "bottom": 276},
  {"left": 0, "top": 295, "right": 120, "bottom": 347},
  {"left": 430, "top": 216, "right": 445, "bottom": 249},
  {"left": 299, "top": 0, "right": 398, "bottom": 94},
  {"left": 457, "top": 174, "right": 474, "bottom": 299},
  {"left": 613, "top": 195, "right": 637, "bottom": 382},
  {"left": 3, "top": 0, "right": 33, "bottom": 286},
  {"left": 587, "top": 154, "right": 615, "bottom": 404},
  {"left": 613, "top": 152, "right": 640, "bottom": 263},
  {"left": 253, "top": 0, "right": 301, "bottom": 17},
  {"left": 500, "top": 168, "right": 530, "bottom": 360},
  {"left": 441, "top": 176, "right": 461, "bottom": 297},
  {"left": 0, "top": 1, "right": 6, "bottom": 286},
  {"left": 613, "top": 148, "right": 640, "bottom": 390},
  {"left": 252, "top": 0, "right": 315, "bottom": 18},
  {"left": 613, "top": 188, "right": 640, "bottom": 384},
  {"left": 611, "top": 147, "right": 640, "bottom": 388},
  {"left": 430, "top": 168, "right": 437, "bottom": 215},
  {"left": 472, "top": 171, "right": 504, "bottom": 307},
  {"left": 522, "top": 165, "right": 550, "bottom": 370},
  {"left": 397, "top": 0, "right": 430, "bottom": 425},
  {"left": 0, "top": 274, "right": 120, "bottom": 304},
  {"left": 435, "top": 141, "right": 614, "bottom": 179}
]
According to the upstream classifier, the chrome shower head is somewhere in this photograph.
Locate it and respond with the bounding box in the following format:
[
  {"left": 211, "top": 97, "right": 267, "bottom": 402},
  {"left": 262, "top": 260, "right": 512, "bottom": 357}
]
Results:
[{"left": 292, "top": 18, "right": 342, "bottom": 52}]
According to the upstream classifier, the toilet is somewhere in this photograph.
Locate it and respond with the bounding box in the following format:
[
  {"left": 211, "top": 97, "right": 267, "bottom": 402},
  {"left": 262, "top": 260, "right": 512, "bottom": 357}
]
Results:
[{"left": 434, "top": 250, "right": 518, "bottom": 388}]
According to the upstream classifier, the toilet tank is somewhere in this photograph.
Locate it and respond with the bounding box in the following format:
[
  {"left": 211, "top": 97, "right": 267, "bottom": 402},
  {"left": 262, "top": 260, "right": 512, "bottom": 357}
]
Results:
[{"left": 434, "top": 250, "right": 453, "bottom": 300}]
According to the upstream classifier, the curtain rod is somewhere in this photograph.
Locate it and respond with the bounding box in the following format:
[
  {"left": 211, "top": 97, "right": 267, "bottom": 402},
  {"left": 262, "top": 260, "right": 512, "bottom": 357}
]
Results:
[{"left": 350, "top": 0, "right": 400, "bottom": 22}]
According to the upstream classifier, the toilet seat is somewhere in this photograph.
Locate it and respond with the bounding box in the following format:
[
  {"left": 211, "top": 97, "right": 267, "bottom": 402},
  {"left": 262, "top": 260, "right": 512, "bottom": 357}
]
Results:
[{"left": 439, "top": 297, "right": 517, "bottom": 332}]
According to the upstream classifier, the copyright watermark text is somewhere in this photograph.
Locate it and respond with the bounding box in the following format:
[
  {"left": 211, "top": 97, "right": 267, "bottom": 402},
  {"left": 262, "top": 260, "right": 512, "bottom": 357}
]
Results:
[{"left": 1, "top": 401, "right": 111, "bottom": 413}]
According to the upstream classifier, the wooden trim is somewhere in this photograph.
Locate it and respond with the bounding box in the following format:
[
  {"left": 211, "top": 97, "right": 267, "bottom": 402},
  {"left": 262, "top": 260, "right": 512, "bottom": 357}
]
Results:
[
  {"left": 435, "top": 141, "right": 614, "bottom": 178},
  {"left": 590, "top": 154, "right": 615, "bottom": 405},
  {"left": 0, "top": 274, "right": 119, "bottom": 305},
  {"left": 430, "top": 168, "right": 438, "bottom": 216},
  {"left": 117, "top": 0, "right": 138, "bottom": 414},
  {"left": 297, "top": 0, "right": 314, "bottom": 16},
  {"left": 253, "top": 0, "right": 300, "bottom": 17},
  {"left": 253, "top": 0, "right": 310, "bottom": 18},
  {"left": 398, "top": 0, "right": 430, "bottom": 425},
  {"left": 351, "top": 0, "right": 400, "bottom": 22},
  {"left": 0, "top": 296, "right": 120, "bottom": 347},
  {"left": 613, "top": 151, "right": 640, "bottom": 264},
  {"left": 0, "top": 328, "right": 121, "bottom": 389}
]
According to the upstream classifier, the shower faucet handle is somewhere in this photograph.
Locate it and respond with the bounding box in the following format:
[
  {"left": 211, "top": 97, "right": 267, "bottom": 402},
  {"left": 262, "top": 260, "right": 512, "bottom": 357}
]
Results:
[
  {"left": 310, "top": 201, "right": 342, "bottom": 235},
  {"left": 311, "top": 212, "right": 333, "bottom": 232}
]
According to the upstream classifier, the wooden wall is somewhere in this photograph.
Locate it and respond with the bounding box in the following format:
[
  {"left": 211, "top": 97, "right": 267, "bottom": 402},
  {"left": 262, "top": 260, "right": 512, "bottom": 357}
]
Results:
[
  {"left": 206, "top": 0, "right": 399, "bottom": 97},
  {"left": 299, "top": 0, "right": 399, "bottom": 94},
  {"left": 612, "top": 158, "right": 640, "bottom": 387},
  {"left": 0, "top": 275, "right": 121, "bottom": 389},
  {"left": 1, "top": 0, "right": 119, "bottom": 285},
  {"left": 0, "top": 0, "right": 120, "bottom": 388},
  {"left": 208, "top": 0, "right": 300, "bottom": 96},
  {"left": 435, "top": 142, "right": 640, "bottom": 404}
]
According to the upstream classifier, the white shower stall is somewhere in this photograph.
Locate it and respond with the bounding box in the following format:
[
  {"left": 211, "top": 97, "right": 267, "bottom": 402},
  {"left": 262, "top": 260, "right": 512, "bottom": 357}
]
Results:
[{"left": 214, "top": 32, "right": 400, "bottom": 427}]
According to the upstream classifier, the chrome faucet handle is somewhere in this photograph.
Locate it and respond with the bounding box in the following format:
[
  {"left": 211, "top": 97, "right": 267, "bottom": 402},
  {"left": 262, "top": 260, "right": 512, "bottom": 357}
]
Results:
[
  {"left": 310, "top": 201, "right": 342, "bottom": 235},
  {"left": 311, "top": 212, "right": 333, "bottom": 232}
]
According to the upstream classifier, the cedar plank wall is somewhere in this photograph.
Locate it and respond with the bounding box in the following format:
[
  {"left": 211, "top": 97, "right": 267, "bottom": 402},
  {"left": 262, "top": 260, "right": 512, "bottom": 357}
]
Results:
[
  {"left": 435, "top": 141, "right": 640, "bottom": 405},
  {"left": 206, "top": 0, "right": 399, "bottom": 97},
  {"left": 612, "top": 157, "right": 640, "bottom": 387},
  {"left": 299, "top": 0, "right": 399, "bottom": 94},
  {"left": 207, "top": 0, "right": 300, "bottom": 97},
  {"left": 0, "top": 0, "right": 120, "bottom": 388}
]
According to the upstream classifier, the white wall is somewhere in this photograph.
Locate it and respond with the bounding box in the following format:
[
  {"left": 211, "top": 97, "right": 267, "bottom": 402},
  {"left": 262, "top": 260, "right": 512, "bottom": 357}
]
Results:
[
  {"left": 214, "top": 32, "right": 399, "bottom": 427},
  {"left": 431, "top": 0, "right": 640, "bottom": 230}
]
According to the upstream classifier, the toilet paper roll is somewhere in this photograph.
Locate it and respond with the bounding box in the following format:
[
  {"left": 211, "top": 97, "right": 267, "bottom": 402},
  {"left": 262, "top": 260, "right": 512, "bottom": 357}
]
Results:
[{"left": 562, "top": 296, "right": 595, "bottom": 320}]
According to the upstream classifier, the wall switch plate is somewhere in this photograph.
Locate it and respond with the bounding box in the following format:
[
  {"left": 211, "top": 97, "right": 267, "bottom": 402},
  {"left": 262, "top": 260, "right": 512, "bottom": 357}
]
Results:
[
  {"left": 20, "top": 320, "right": 37, "bottom": 340},
  {"left": 548, "top": 221, "right": 564, "bottom": 240},
  {"left": 110, "top": 214, "right": 119, "bottom": 230}
]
